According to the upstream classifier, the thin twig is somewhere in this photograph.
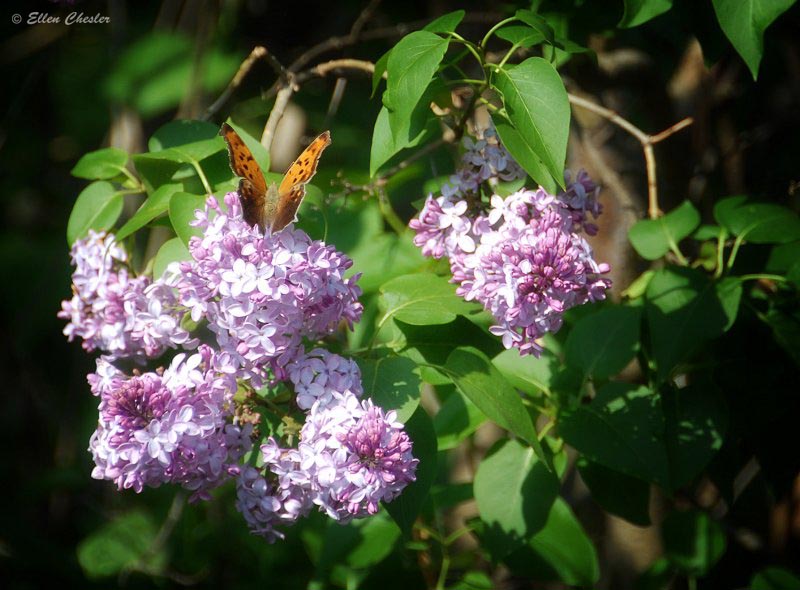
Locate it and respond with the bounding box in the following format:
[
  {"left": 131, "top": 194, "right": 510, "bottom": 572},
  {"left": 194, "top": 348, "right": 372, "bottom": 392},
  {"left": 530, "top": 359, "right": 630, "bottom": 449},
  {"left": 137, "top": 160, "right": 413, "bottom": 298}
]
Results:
[
  {"left": 204, "top": 46, "right": 289, "bottom": 121},
  {"left": 567, "top": 93, "right": 693, "bottom": 219},
  {"left": 324, "top": 1, "right": 382, "bottom": 129},
  {"left": 294, "top": 58, "right": 378, "bottom": 85}
]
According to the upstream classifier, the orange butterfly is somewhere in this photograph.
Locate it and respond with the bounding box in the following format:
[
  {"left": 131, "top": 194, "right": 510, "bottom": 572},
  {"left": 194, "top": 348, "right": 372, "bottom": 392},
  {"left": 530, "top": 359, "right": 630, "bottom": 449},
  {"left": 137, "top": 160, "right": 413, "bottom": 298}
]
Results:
[{"left": 219, "top": 123, "right": 331, "bottom": 232}]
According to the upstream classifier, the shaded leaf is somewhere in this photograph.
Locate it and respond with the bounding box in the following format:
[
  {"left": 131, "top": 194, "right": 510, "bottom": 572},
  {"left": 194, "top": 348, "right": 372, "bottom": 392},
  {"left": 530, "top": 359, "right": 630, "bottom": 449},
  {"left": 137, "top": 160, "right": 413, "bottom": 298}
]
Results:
[
  {"left": 646, "top": 267, "right": 742, "bottom": 382},
  {"left": 116, "top": 183, "right": 182, "bottom": 240},
  {"left": 384, "top": 407, "right": 437, "bottom": 536},
  {"left": 445, "top": 347, "right": 546, "bottom": 462},
  {"left": 434, "top": 390, "right": 486, "bottom": 450},
  {"left": 578, "top": 457, "right": 651, "bottom": 526},
  {"left": 564, "top": 305, "right": 641, "bottom": 380},
  {"left": 619, "top": 0, "right": 674, "bottom": 28},
  {"left": 504, "top": 498, "right": 600, "bottom": 586},
  {"left": 714, "top": 195, "right": 800, "bottom": 244},
  {"left": 474, "top": 439, "right": 559, "bottom": 557},
  {"left": 662, "top": 510, "right": 726, "bottom": 575},
  {"left": 76, "top": 511, "right": 163, "bottom": 579}
]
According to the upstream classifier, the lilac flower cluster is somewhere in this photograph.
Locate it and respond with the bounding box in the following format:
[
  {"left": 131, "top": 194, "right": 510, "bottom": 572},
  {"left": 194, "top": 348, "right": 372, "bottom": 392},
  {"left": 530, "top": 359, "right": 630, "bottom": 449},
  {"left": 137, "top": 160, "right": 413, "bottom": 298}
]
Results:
[
  {"left": 235, "top": 349, "right": 417, "bottom": 542},
  {"left": 58, "top": 230, "right": 193, "bottom": 359},
  {"left": 88, "top": 345, "right": 251, "bottom": 501},
  {"left": 166, "top": 193, "right": 363, "bottom": 386},
  {"left": 61, "top": 190, "right": 417, "bottom": 540},
  {"left": 410, "top": 129, "right": 611, "bottom": 356}
]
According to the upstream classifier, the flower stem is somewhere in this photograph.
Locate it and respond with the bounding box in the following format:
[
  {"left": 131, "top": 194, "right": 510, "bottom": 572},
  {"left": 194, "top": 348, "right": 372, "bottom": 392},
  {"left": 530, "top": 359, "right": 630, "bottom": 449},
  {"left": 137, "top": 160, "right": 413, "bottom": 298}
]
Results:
[{"left": 480, "top": 16, "right": 517, "bottom": 49}]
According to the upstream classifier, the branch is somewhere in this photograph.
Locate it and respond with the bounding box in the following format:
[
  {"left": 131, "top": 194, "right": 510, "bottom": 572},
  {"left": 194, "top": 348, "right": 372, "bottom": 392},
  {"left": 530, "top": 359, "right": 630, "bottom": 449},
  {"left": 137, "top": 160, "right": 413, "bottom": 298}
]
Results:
[
  {"left": 261, "top": 72, "right": 297, "bottom": 153},
  {"left": 567, "top": 93, "right": 693, "bottom": 219},
  {"left": 204, "top": 46, "right": 289, "bottom": 121}
]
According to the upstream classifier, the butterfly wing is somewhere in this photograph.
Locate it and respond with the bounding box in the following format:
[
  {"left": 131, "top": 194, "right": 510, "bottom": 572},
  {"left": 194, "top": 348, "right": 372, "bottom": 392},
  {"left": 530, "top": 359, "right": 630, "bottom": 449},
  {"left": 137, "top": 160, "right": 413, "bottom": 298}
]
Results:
[
  {"left": 271, "top": 130, "right": 332, "bottom": 232},
  {"left": 219, "top": 123, "right": 269, "bottom": 228}
]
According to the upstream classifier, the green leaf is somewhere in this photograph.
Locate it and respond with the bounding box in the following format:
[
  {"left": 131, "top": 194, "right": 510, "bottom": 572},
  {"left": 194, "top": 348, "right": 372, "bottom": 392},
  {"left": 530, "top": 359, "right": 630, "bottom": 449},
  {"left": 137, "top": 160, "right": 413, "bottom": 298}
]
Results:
[
  {"left": 496, "top": 25, "right": 546, "bottom": 48},
  {"left": 385, "top": 31, "right": 449, "bottom": 139},
  {"left": 503, "top": 498, "right": 600, "bottom": 586},
  {"left": 492, "top": 348, "right": 558, "bottom": 397},
  {"left": 146, "top": 138, "right": 225, "bottom": 165},
  {"left": 562, "top": 381, "right": 726, "bottom": 491},
  {"left": 577, "top": 458, "right": 651, "bottom": 526},
  {"left": 71, "top": 147, "right": 129, "bottom": 180},
  {"left": 493, "top": 58, "right": 569, "bottom": 191},
  {"left": 369, "top": 104, "right": 435, "bottom": 177},
  {"left": 474, "top": 439, "right": 559, "bottom": 557},
  {"left": 565, "top": 305, "right": 641, "bottom": 380},
  {"left": 751, "top": 567, "right": 800, "bottom": 590},
  {"left": 514, "top": 9, "right": 556, "bottom": 45},
  {"left": 712, "top": 0, "right": 796, "bottom": 79},
  {"left": 560, "top": 382, "right": 669, "bottom": 486},
  {"left": 316, "top": 514, "right": 400, "bottom": 579},
  {"left": 116, "top": 183, "right": 182, "bottom": 240},
  {"left": 168, "top": 192, "right": 207, "bottom": 245},
  {"left": 132, "top": 152, "right": 182, "bottom": 192},
  {"left": 628, "top": 200, "right": 701, "bottom": 260},
  {"left": 445, "top": 347, "right": 546, "bottom": 462},
  {"left": 646, "top": 267, "right": 742, "bottom": 382},
  {"left": 434, "top": 389, "right": 486, "bottom": 450},
  {"left": 76, "top": 510, "right": 163, "bottom": 578},
  {"left": 371, "top": 75, "right": 445, "bottom": 177},
  {"left": 378, "top": 273, "right": 478, "bottom": 326},
  {"left": 619, "top": 0, "right": 674, "bottom": 28},
  {"left": 357, "top": 355, "right": 421, "bottom": 423},
  {"left": 66, "top": 181, "right": 124, "bottom": 244},
  {"left": 371, "top": 49, "right": 391, "bottom": 98},
  {"left": 713, "top": 195, "right": 800, "bottom": 244},
  {"left": 492, "top": 113, "right": 556, "bottom": 194},
  {"left": 662, "top": 383, "right": 728, "bottom": 490},
  {"left": 393, "top": 316, "right": 503, "bottom": 385},
  {"left": 662, "top": 510, "right": 726, "bottom": 575},
  {"left": 384, "top": 407, "right": 437, "bottom": 536},
  {"left": 153, "top": 237, "right": 191, "bottom": 279},
  {"left": 423, "top": 10, "right": 465, "bottom": 33}
]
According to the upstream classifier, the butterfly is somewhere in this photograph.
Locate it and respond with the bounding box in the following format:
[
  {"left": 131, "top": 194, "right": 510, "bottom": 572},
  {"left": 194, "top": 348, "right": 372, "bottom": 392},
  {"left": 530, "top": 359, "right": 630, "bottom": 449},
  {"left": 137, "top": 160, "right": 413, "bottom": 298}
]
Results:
[{"left": 219, "top": 123, "right": 331, "bottom": 232}]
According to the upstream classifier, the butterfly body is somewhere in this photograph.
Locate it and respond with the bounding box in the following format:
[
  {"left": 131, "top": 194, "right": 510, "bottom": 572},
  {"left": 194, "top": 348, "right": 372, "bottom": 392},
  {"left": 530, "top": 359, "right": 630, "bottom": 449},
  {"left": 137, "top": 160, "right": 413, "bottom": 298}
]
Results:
[{"left": 219, "top": 123, "right": 331, "bottom": 232}]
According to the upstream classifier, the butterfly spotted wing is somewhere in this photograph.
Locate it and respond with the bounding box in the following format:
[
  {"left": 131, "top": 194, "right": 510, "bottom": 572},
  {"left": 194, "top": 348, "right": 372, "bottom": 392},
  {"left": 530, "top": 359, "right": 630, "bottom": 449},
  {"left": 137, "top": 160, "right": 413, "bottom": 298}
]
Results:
[
  {"left": 219, "top": 123, "right": 270, "bottom": 229},
  {"left": 271, "top": 130, "right": 331, "bottom": 232},
  {"left": 219, "top": 123, "right": 331, "bottom": 232}
]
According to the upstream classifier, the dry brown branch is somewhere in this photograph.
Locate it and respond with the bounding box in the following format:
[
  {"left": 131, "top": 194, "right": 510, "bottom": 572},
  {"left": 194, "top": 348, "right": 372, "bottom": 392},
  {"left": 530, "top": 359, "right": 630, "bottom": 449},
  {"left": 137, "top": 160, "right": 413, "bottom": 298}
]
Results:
[
  {"left": 204, "top": 46, "right": 290, "bottom": 121},
  {"left": 568, "top": 93, "right": 694, "bottom": 219}
]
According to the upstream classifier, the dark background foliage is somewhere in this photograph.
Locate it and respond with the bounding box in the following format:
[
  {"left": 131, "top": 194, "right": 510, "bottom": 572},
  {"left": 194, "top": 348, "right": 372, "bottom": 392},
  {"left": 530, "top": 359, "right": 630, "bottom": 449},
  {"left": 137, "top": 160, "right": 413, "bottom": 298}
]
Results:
[{"left": 1, "top": 0, "right": 799, "bottom": 588}]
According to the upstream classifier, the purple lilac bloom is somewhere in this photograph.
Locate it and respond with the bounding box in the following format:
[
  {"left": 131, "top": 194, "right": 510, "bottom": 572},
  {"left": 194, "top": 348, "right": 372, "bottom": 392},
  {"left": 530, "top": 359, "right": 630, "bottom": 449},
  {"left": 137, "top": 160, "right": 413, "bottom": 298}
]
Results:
[
  {"left": 235, "top": 439, "right": 313, "bottom": 543},
  {"left": 298, "top": 392, "right": 418, "bottom": 523},
  {"left": 166, "top": 193, "right": 362, "bottom": 387},
  {"left": 59, "top": 230, "right": 193, "bottom": 359},
  {"left": 88, "top": 345, "right": 251, "bottom": 501},
  {"left": 409, "top": 127, "right": 612, "bottom": 356},
  {"left": 287, "top": 348, "right": 363, "bottom": 410}
]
